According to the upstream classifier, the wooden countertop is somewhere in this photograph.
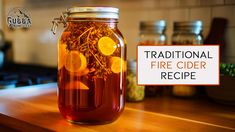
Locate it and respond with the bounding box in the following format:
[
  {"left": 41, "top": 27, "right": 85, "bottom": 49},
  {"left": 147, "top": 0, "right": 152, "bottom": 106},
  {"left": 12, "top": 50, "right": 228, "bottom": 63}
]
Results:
[{"left": 0, "top": 83, "right": 234, "bottom": 132}]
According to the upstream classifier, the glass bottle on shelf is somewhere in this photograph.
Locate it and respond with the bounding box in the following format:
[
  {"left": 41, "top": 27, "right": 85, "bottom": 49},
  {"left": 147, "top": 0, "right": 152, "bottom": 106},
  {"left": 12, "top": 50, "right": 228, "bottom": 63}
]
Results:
[
  {"left": 138, "top": 20, "right": 166, "bottom": 97},
  {"left": 171, "top": 20, "right": 203, "bottom": 97}
]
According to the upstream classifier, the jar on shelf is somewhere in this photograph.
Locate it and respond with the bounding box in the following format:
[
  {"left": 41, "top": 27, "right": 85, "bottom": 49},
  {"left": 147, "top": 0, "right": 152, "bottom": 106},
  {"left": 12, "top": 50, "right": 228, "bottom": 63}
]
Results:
[
  {"left": 139, "top": 20, "right": 167, "bottom": 45},
  {"left": 171, "top": 20, "right": 203, "bottom": 97},
  {"left": 138, "top": 20, "right": 166, "bottom": 97},
  {"left": 172, "top": 21, "right": 203, "bottom": 44},
  {"left": 126, "top": 60, "right": 145, "bottom": 101},
  {"left": 52, "top": 7, "right": 126, "bottom": 124}
]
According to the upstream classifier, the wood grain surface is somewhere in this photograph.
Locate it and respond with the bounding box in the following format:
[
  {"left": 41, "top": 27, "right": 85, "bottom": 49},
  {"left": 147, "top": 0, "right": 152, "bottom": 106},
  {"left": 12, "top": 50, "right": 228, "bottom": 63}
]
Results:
[{"left": 0, "top": 83, "right": 234, "bottom": 132}]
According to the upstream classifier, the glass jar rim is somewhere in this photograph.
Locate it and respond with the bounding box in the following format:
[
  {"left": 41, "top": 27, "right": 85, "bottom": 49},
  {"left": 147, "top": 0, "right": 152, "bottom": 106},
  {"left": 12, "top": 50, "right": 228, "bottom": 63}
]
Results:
[
  {"left": 174, "top": 21, "right": 202, "bottom": 27},
  {"left": 140, "top": 20, "right": 166, "bottom": 34},
  {"left": 67, "top": 6, "right": 119, "bottom": 19},
  {"left": 173, "top": 20, "right": 203, "bottom": 34},
  {"left": 140, "top": 20, "right": 166, "bottom": 28}
]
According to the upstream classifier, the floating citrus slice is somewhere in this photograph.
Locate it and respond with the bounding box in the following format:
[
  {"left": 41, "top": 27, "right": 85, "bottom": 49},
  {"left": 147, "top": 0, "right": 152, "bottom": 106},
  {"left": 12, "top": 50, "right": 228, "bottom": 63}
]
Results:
[
  {"left": 110, "top": 57, "right": 126, "bottom": 73},
  {"left": 77, "top": 53, "right": 87, "bottom": 71},
  {"left": 65, "top": 51, "right": 87, "bottom": 73},
  {"left": 58, "top": 43, "right": 67, "bottom": 70},
  {"left": 98, "top": 36, "right": 117, "bottom": 56},
  {"left": 66, "top": 80, "right": 89, "bottom": 90}
]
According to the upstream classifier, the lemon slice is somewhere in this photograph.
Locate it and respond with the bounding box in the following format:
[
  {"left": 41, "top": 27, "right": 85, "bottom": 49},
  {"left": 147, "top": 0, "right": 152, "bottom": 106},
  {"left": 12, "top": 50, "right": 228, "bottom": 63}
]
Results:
[
  {"left": 110, "top": 57, "right": 126, "bottom": 73},
  {"left": 66, "top": 80, "right": 89, "bottom": 90},
  {"left": 78, "top": 52, "right": 87, "bottom": 71},
  {"left": 65, "top": 51, "right": 87, "bottom": 73},
  {"left": 58, "top": 43, "right": 67, "bottom": 70},
  {"left": 98, "top": 36, "right": 117, "bottom": 56}
]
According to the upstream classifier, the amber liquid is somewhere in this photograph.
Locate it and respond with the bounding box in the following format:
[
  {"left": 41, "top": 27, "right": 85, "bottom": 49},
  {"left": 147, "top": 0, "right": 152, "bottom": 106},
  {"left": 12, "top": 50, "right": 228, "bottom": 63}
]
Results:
[
  {"left": 58, "top": 20, "right": 126, "bottom": 123},
  {"left": 58, "top": 67, "right": 126, "bottom": 123}
]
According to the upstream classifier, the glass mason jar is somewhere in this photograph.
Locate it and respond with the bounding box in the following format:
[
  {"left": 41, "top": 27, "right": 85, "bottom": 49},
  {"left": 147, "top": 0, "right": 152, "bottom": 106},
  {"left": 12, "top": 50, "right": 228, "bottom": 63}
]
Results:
[
  {"left": 139, "top": 20, "right": 166, "bottom": 45},
  {"left": 171, "top": 21, "right": 203, "bottom": 97},
  {"left": 138, "top": 21, "right": 166, "bottom": 97},
  {"left": 172, "top": 21, "right": 203, "bottom": 44},
  {"left": 126, "top": 60, "right": 145, "bottom": 101},
  {"left": 52, "top": 7, "right": 126, "bottom": 124}
]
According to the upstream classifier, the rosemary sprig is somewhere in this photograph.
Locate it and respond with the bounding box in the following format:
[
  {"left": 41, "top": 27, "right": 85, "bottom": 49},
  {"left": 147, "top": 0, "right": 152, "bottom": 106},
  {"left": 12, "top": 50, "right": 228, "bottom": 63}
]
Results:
[
  {"left": 88, "top": 49, "right": 110, "bottom": 73},
  {"left": 77, "top": 27, "right": 94, "bottom": 44}
]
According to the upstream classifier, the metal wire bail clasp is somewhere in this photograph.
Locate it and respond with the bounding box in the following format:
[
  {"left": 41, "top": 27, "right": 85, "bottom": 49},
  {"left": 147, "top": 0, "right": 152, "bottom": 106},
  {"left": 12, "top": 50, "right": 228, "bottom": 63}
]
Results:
[{"left": 51, "top": 12, "right": 68, "bottom": 35}]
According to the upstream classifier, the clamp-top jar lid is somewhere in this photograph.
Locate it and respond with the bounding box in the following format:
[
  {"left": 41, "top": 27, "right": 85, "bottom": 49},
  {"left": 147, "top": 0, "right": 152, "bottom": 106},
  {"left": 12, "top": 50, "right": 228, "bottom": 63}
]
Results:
[
  {"left": 51, "top": 7, "right": 119, "bottom": 34},
  {"left": 67, "top": 7, "right": 119, "bottom": 19},
  {"left": 140, "top": 20, "right": 166, "bottom": 34}
]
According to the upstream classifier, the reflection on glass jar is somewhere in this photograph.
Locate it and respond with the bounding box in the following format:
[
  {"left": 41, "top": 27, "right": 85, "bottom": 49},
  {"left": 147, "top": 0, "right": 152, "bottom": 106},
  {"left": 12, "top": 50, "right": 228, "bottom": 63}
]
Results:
[{"left": 54, "top": 7, "right": 126, "bottom": 124}]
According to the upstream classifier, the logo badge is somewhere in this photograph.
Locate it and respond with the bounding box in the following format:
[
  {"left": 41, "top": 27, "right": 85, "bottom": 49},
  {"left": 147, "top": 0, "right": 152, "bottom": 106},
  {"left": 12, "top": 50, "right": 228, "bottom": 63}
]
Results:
[{"left": 6, "top": 7, "right": 32, "bottom": 29}]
